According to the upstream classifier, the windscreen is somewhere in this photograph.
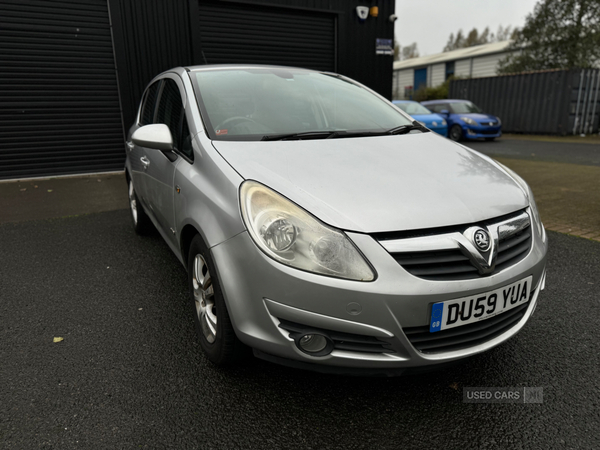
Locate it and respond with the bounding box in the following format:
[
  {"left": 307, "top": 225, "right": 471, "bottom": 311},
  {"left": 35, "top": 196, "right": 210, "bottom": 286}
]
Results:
[
  {"left": 191, "top": 69, "right": 413, "bottom": 140},
  {"left": 450, "top": 102, "right": 483, "bottom": 114},
  {"left": 395, "top": 102, "right": 432, "bottom": 115}
]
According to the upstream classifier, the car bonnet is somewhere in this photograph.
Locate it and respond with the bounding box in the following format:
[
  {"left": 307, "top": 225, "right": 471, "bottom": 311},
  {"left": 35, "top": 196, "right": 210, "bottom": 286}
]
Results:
[{"left": 211, "top": 132, "right": 527, "bottom": 233}]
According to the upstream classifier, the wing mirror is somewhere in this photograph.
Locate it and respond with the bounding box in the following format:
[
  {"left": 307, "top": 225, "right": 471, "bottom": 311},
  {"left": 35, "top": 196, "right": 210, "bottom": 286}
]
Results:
[{"left": 131, "top": 124, "right": 173, "bottom": 151}]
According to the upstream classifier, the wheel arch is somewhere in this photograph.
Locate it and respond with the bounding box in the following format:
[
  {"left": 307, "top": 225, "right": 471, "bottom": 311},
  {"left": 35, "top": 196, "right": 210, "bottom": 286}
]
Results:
[{"left": 180, "top": 223, "right": 203, "bottom": 270}]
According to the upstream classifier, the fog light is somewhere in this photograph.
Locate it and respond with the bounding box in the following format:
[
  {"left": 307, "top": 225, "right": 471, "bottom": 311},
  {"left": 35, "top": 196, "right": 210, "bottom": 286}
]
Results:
[
  {"left": 298, "top": 334, "right": 328, "bottom": 353},
  {"left": 467, "top": 129, "right": 477, "bottom": 135}
]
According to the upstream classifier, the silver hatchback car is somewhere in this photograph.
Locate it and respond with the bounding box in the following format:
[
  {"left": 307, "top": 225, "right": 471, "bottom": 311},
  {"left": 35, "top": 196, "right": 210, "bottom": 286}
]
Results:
[{"left": 125, "top": 65, "right": 547, "bottom": 375}]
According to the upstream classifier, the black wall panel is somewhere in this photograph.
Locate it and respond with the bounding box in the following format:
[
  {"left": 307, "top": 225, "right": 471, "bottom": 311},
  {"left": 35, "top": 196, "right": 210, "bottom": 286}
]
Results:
[
  {"left": 449, "top": 69, "right": 600, "bottom": 135},
  {"left": 0, "top": 0, "right": 125, "bottom": 179},
  {"left": 108, "top": 0, "right": 194, "bottom": 130},
  {"left": 197, "top": 0, "right": 335, "bottom": 72}
]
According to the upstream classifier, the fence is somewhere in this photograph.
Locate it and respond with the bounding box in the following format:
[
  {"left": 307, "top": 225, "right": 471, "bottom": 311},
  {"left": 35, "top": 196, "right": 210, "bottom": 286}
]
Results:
[{"left": 449, "top": 69, "right": 600, "bottom": 135}]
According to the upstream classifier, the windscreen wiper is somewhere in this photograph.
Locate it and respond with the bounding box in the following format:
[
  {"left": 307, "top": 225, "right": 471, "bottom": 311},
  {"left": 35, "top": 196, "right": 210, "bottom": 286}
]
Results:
[
  {"left": 261, "top": 122, "right": 429, "bottom": 141},
  {"left": 261, "top": 131, "right": 339, "bottom": 141},
  {"left": 385, "top": 122, "right": 430, "bottom": 135}
]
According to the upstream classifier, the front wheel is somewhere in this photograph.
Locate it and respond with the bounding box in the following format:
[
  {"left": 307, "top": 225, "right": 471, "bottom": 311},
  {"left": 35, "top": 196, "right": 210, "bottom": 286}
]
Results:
[
  {"left": 449, "top": 125, "right": 463, "bottom": 142},
  {"left": 128, "top": 179, "right": 152, "bottom": 234},
  {"left": 188, "top": 234, "right": 247, "bottom": 365}
]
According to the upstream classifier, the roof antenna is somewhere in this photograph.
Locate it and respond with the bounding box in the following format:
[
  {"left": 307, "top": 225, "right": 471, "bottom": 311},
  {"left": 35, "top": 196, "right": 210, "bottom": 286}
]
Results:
[{"left": 201, "top": 50, "right": 208, "bottom": 65}]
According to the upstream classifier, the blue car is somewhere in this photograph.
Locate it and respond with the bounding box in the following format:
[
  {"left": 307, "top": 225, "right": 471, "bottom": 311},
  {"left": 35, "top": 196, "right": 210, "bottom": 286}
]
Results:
[
  {"left": 392, "top": 100, "right": 448, "bottom": 137},
  {"left": 421, "top": 99, "right": 501, "bottom": 142}
]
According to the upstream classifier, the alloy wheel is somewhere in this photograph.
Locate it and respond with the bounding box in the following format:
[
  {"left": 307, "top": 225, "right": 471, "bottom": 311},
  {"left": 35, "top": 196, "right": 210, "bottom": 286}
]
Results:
[
  {"left": 192, "top": 254, "right": 217, "bottom": 343},
  {"left": 129, "top": 181, "right": 138, "bottom": 224}
]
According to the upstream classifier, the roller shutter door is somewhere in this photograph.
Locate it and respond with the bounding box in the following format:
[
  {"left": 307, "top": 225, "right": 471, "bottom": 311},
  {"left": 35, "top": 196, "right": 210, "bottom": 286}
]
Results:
[
  {"left": 198, "top": 0, "right": 335, "bottom": 72},
  {"left": 0, "top": 0, "right": 124, "bottom": 179}
]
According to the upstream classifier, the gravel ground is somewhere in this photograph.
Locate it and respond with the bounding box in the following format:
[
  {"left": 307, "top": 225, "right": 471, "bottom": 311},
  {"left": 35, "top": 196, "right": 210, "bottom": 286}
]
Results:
[{"left": 1, "top": 210, "right": 598, "bottom": 449}]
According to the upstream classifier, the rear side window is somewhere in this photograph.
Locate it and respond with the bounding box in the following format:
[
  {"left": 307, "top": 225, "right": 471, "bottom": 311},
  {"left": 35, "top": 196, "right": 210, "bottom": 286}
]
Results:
[
  {"left": 140, "top": 81, "right": 161, "bottom": 125},
  {"left": 156, "top": 79, "right": 193, "bottom": 160}
]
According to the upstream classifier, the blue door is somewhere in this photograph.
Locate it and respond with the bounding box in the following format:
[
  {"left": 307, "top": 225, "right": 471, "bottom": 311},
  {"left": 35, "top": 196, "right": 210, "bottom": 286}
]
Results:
[{"left": 414, "top": 68, "right": 427, "bottom": 92}]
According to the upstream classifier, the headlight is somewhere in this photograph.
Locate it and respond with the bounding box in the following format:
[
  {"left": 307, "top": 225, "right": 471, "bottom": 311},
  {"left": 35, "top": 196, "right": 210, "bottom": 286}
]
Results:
[
  {"left": 460, "top": 117, "right": 477, "bottom": 126},
  {"left": 441, "top": 119, "right": 447, "bottom": 126},
  {"left": 496, "top": 117, "right": 502, "bottom": 126},
  {"left": 499, "top": 164, "right": 545, "bottom": 242},
  {"left": 240, "top": 181, "right": 375, "bottom": 281}
]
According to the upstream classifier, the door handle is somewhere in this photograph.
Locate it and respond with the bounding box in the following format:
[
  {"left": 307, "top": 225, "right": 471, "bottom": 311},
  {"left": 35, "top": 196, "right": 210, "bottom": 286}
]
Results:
[
  {"left": 140, "top": 156, "right": 150, "bottom": 169},
  {"left": 126, "top": 141, "right": 134, "bottom": 151}
]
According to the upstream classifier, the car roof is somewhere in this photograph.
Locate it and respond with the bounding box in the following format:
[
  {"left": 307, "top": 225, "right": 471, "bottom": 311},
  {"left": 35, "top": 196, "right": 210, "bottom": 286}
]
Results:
[
  {"left": 422, "top": 99, "right": 470, "bottom": 104},
  {"left": 185, "top": 64, "right": 319, "bottom": 73}
]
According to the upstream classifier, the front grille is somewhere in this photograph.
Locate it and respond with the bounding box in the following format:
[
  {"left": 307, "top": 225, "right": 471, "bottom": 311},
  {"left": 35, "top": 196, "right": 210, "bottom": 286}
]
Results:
[
  {"left": 278, "top": 319, "right": 394, "bottom": 354},
  {"left": 403, "top": 301, "right": 529, "bottom": 353},
  {"left": 480, "top": 128, "right": 499, "bottom": 135},
  {"left": 393, "top": 226, "right": 531, "bottom": 281},
  {"left": 378, "top": 210, "right": 532, "bottom": 281}
]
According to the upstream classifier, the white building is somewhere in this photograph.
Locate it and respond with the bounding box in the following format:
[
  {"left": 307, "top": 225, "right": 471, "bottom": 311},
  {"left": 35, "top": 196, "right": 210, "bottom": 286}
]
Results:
[{"left": 393, "top": 41, "right": 514, "bottom": 99}]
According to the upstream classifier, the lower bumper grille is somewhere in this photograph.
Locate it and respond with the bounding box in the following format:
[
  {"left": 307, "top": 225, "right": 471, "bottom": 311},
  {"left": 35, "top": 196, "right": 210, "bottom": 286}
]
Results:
[
  {"left": 278, "top": 319, "right": 394, "bottom": 354},
  {"left": 479, "top": 128, "right": 500, "bottom": 135},
  {"left": 403, "top": 301, "right": 529, "bottom": 353}
]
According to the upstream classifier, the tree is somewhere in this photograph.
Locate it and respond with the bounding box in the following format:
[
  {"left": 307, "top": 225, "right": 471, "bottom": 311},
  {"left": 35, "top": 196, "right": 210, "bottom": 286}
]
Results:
[
  {"left": 443, "top": 26, "right": 515, "bottom": 52},
  {"left": 498, "top": 0, "right": 600, "bottom": 73},
  {"left": 393, "top": 39, "right": 400, "bottom": 61},
  {"left": 401, "top": 42, "right": 419, "bottom": 60}
]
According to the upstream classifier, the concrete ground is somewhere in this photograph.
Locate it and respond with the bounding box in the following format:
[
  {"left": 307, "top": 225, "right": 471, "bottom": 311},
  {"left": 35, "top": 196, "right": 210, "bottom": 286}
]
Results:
[{"left": 466, "top": 138, "right": 600, "bottom": 242}]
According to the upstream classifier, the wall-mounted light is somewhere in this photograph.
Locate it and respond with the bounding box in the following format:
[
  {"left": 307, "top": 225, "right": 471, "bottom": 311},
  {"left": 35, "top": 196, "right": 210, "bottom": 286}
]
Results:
[
  {"left": 356, "top": 6, "right": 369, "bottom": 21},
  {"left": 369, "top": 6, "right": 379, "bottom": 17}
]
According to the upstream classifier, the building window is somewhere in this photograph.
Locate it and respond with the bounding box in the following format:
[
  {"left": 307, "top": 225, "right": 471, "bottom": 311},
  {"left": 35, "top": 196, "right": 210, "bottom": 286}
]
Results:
[{"left": 445, "top": 61, "right": 455, "bottom": 80}]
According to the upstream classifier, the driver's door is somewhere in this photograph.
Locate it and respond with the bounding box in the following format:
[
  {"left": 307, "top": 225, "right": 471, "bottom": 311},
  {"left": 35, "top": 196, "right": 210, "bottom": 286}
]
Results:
[{"left": 143, "top": 76, "right": 186, "bottom": 248}]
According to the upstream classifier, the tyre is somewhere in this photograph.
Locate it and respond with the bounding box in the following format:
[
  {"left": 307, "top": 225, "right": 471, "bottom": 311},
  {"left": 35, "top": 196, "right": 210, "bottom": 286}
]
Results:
[
  {"left": 128, "top": 178, "right": 152, "bottom": 235},
  {"left": 187, "top": 234, "right": 247, "bottom": 365},
  {"left": 449, "top": 125, "right": 463, "bottom": 142}
]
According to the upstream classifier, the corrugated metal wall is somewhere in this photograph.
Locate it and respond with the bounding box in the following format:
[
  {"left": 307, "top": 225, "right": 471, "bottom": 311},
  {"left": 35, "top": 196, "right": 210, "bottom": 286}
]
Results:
[
  {"left": 449, "top": 69, "right": 600, "bottom": 135},
  {"left": 197, "top": 0, "right": 335, "bottom": 71},
  {"left": 454, "top": 59, "right": 471, "bottom": 77},
  {"left": 430, "top": 63, "right": 445, "bottom": 88},
  {"left": 108, "top": 0, "right": 194, "bottom": 132},
  {"left": 0, "top": 0, "right": 124, "bottom": 179},
  {"left": 471, "top": 54, "right": 502, "bottom": 78}
]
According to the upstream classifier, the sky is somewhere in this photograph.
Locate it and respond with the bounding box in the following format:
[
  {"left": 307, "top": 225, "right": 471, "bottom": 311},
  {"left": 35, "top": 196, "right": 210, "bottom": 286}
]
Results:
[{"left": 394, "top": 0, "right": 540, "bottom": 56}]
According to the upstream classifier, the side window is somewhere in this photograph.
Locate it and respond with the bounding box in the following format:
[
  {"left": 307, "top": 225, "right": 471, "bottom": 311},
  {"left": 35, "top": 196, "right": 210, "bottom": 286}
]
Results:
[
  {"left": 180, "top": 120, "right": 194, "bottom": 160},
  {"left": 140, "top": 81, "right": 160, "bottom": 125},
  {"left": 156, "top": 79, "right": 193, "bottom": 161}
]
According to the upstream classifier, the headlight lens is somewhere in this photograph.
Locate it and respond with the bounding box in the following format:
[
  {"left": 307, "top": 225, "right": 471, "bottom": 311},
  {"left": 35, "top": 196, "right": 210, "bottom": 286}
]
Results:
[
  {"left": 240, "top": 181, "right": 375, "bottom": 281},
  {"left": 460, "top": 116, "right": 477, "bottom": 126},
  {"left": 496, "top": 117, "right": 502, "bottom": 126},
  {"left": 499, "top": 164, "right": 545, "bottom": 242}
]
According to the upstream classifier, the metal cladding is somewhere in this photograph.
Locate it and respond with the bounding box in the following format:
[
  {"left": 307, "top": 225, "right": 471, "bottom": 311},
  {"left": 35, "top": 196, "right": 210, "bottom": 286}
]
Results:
[{"left": 449, "top": 68, "right": 600, "bottom": 135}]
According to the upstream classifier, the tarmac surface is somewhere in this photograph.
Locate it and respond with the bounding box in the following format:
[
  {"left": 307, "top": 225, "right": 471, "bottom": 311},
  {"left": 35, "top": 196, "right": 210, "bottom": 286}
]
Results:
[
  {"left": 1, "top": 138, "right": 599, "bottom": 448},
  {"left": 1, "top": 210, "right": 598, "bottom": 448},
  {"left": 466, "top": 137, "right": 600, "bottom": 167}
]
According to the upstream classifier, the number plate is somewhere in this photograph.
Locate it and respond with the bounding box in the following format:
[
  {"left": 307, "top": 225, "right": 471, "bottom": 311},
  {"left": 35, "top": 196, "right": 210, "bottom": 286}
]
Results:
[{"left": 429, "top": 276, "right": 532, "bottom": 333}]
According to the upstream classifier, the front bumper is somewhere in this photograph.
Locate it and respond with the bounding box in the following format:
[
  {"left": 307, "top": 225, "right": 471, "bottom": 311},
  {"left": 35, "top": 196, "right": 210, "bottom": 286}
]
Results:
[
  {"left": 463, "top": 124, "right": 502, "bottom": 140},
  {"left": 211, "top": 222, "right": 547, "bottom": 372}
]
